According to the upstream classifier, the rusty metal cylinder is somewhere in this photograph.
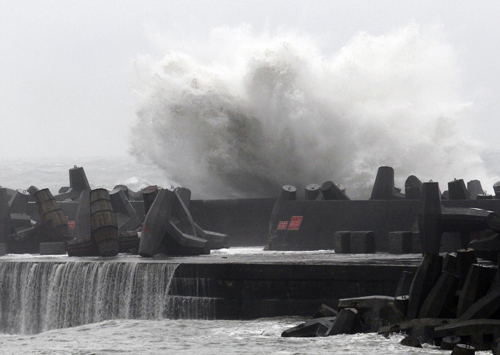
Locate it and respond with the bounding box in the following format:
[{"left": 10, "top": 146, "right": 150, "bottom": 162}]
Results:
[
  {"left": 90, "top": 189, "right": 119, "bottom": 257},
  {"left": 34, "top": 188, "right": 69, "bottom": 242}
]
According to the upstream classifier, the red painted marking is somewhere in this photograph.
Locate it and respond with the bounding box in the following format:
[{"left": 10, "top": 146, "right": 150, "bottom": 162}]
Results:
[
  {"left": 68, "top": 221, "right": 75, "bottom": 230},
  {"left": 287, "top": 216, "right": 303, "bottom": 230},
  {"left": 277, "top": 221, "right": 289, "bottom": 230}
]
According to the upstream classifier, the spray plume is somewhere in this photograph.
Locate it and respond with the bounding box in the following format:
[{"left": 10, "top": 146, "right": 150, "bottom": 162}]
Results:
[{"left": 130, "top": 24, "right": 488, "bottom": 199}]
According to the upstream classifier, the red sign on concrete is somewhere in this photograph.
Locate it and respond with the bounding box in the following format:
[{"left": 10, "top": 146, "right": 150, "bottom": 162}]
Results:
[
  {"left": 287, "top": 216, "right": 303, "bottom": 230},
  {"left": 68, "top": 221, "right": 75, "bottom": 230},
  {"left": 277, "top": 221, "right": 289, "bottom": 230}
]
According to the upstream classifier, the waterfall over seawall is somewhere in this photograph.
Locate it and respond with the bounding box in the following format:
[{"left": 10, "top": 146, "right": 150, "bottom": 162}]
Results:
[{"left": 0, "top": 261, "right": 188, "bottom": 334}]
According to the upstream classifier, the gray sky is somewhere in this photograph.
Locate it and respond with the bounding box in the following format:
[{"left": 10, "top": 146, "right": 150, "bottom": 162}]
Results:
[{"left": 1, "top": 0, "right": 499, "bottom": 159}]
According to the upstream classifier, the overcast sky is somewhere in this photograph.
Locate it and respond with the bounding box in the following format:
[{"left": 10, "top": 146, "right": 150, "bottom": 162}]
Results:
[{"left": 1, "top": 0, "right": 499, "bottom": 159}]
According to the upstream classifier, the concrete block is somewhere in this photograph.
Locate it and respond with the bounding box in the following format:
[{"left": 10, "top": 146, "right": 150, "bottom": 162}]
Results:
[
  {"left": 39, "top": 242, "right": 67, "bottom": 255},
  {"left": 350, "top": 231, "right": 376, "bottom": 253},
  {"left": 333, "top": 231, "right": 350, "bottom": 253},
  {"left": 388, "top": 231, "right": 412, "bottom": 254}
]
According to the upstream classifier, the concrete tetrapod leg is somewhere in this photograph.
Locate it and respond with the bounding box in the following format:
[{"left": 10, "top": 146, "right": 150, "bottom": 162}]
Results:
[
  {"left": 333, "top": 231, "right": 351, "bottom": 253},
  {"left": 338, "top": 295, "right": 395, "bottom": 332},
  {"left": 455, "top": 249, "right": 477, "bottom": 289},
  {"left": 109, "top": 188, "right": 141, "bottom": 231},
  {"left": 388, "top": 231, "right": 412, "bottom": 254},
  {"left": 304, "top": 184, "right": 320, "bottom": 200},
  {"left": 327, "top": 308, "right": 361, "bottom": 336},
  {"left": 467, "top": 180, "right": 484, "bottom": 200},
  {"left": 458, "top": 288, "right": 500, "bottom": 321},
  {"left": 73, "top": 190, "right": 91, "bottom": 240},
  {"left": 405, "top": 175, "right": 423, "bottom": 200},
  {"left": 312, "top": 304, "right": 338, "bottom": 319},
  {"left": 457, "top": 264, "right": 493, "bottom": 318},
  {"left": 269, "top": 185, "right": 297, "bottom": 233},
  {"left": 0, "top": 243, "right": 7, "bottom": 256},
  {"left": 407, "top": 253, "right": 443, "bottom": 319},
  {"left": 350, "top": 231, "right": 376, "bottom": 253},
  {"left": 443, "top": 252, "right": 458, "bottom": 273},
  {"left": 395, "top": 271, "right": 415, "bottom": 297},
  {"left": 419, "top": 182, "right": 442, "bottom": 255},
  {"left": 371, "top": 166, "right": 396, "bottom": 200},
  {"left": 418, "top": 271, "right": 458, "bottom": 319},
  {"left": 379, "top": 302, "right": 406, "bottom": 327},
  {"left": 141, "top": 185, "right": 159, "bottom": 216},
  {"left": 400, "top": 336, "right": 422, "bottom": 348},
  {"left": 448, "top": 179, "right": 469, "bottom": 200},
  {"left": 320, "top": 181, "right": 349, "bottom": 200},
  {"left": 281, "top": 317, "right": 337, "bottom": 337},
  {"left": 412, "top": 232, "right": 422, "bottom": 254},
  {"left": 8, "top": 190, "right": 30, "bottom": 214},
  {"left": 139, "top": 189, "right": 174, "bottom": 257},
  {"left": 69, "top": 166, "right": 91, "bottom": 193},
  {"left": 451, "top": 344, "right": 475, "bottom": 355},
  {"left": 281, "top": 317, "right": 337, "bottom": 338}
]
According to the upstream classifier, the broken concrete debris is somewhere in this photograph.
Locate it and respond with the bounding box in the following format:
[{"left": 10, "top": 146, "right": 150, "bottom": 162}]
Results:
[{"left": 282, "top": 246, "right": 500, "bottom": 353}]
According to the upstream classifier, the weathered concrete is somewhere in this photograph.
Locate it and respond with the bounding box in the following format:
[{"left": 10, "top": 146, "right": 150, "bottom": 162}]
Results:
[
  {"left": 407, "top": 253, "right": 443, "bottom": 319},
  {"left": 333, "top": 231, "right": 350, "bottom": 254},
  {"left": 388, "top": 231, "right": 412, "bottom": 254},
  {"left": 281, "top": 317, "right": 336, "bottom": 337},
  {"left": 39, "top": 242, "right": 67, "bottom": 255},
  {"left": 350, "top": 231, "right": 376, "bottom": 254}
]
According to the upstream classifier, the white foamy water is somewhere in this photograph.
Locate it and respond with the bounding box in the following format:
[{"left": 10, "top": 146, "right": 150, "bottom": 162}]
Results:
[{"left": 0, "top": 318, "right": 476, "bottom": 355}]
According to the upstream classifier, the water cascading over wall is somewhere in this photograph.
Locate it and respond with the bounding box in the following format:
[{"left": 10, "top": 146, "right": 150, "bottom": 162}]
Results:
[{"left": 0, "top": 261, "right": 215, "bottom": 334}]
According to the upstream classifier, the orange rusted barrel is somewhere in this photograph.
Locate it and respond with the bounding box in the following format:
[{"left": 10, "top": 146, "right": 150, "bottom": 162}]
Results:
[
  {"left": 90, "top": 189, "right": 119, "bottom": 257},
  {"left": 34, "top": 188, "right": 69, "bottom": 242}
]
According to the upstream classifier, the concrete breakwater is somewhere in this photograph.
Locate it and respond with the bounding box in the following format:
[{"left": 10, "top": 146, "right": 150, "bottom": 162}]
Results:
[{"left": 0, "top": 253, "right": 419, "bottom": 334}]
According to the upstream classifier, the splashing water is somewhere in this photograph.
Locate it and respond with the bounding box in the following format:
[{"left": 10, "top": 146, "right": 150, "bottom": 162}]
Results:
[{"left": 130, "top": 24, "right": 490, "bottom": 199}]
